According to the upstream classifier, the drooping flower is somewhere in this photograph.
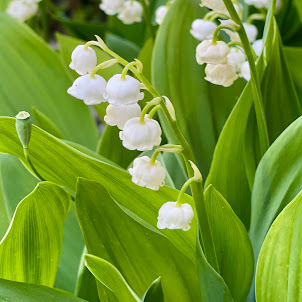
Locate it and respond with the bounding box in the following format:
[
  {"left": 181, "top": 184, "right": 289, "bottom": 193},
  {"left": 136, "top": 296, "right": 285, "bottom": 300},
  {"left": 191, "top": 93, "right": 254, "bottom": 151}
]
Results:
[
  {"left": 252, "top": 39, "right": 263, "bottom": 57},
  {"left": 155, "top": 5, "right": 168, "bottom": 25},
  {"left": 104, "top": 74, "right": 144, "bottom": 106},
  {"left": 200, "top": 0, "right": 228, "bottom": 15},
  {"left": 244, "top": 0, "right": 270, "bottom": 8},
  {"left": 190, "top": 19, "right": 217, "bottom": 41},
  {"left": 69, "top": 45, "right": 97, "bottom": 76},
  {"left": 118, "top": 1, "right": 143, "bottom": 24},
  {"left": 6, "top": 0, "right": 38, "bottom": 22},
  {"left": 119, "top": 116, "right": 162, "bottom": 151},
  {"left": 205, "top": 63, "right": 238, "bottom": 87},
  {"left": 104, "top": 103, "right": 141, "bottom": 130},
  {"left": 67, "top": 74, "right": 107, "bottom": 105},
  {"left": 227, "top": 47, "right": 246, "bottom": 72},
  {"left": 243, "top": 23, "right": 258, "bottom": 43},
  {"left": 240, "top": 61, "right": 251, "bottom": 81},
  {"left": 99, "top": 0, "right": 125, "bottom": 15},
  {"left": 129, "top": 156, "right": 166, "bottom": 190},
  {"left": 196, "top": 40, "right": 230, "bottom": 65},
  {"left": 157, "top": 201, "right": 194, "bottom": 231}
]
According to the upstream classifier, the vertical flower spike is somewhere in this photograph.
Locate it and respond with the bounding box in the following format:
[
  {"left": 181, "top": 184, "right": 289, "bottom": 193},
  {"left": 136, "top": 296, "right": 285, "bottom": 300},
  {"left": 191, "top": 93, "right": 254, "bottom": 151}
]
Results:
[
  {"left": 155, "top": 5, "right": 168, "bottom": 25},
  {"left": 7, "top": 0, "right": 39, "bottom": 22},
  {"left": 205, "top": 63, "right": 238, "bottom": 87},
  {"left": 129, "top": 156, "right": 166, "bottom": 190},
  {"left": 15, "top": 111, "right": 32, "bottom": 149},
  {"left": 69, "top": 45, "right": 97, "bottom": 76},
  {"left": 118, "top": 1, "right": 143, "bottom": 24},
  {"left": 243, "top": 23, "right": 258, "bottom": 43},
  {"left": 190, "top": 19, "right": 217, "bottom": 41},
  {"left": 99, "top": 0, "right": 125, "bottom": 15}
]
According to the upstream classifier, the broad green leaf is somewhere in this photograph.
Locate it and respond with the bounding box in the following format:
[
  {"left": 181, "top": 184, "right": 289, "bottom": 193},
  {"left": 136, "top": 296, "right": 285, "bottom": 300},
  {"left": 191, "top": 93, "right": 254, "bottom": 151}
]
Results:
[
  {"left": 0, "top": 13, "right": 98, "bottom": 149},
  {"left": 152, "top": 0, "right": 244, "bottom": 176},
  {"left": 138, "top": 37, "right": 154, "bottom": 81},
  {"left": 0, "top": 0, "right": 10, "bottom": 10},
  {"left": 142, "top": 277, "right": 164, "bottom": 302},
  {"left": 294, "top": 0, "right": 302, "bottom": 21},
  {"left": 85, "top": 255, "right": 141, "bottom": 302},
  {"left": 0, "top": 178, "right": 9, "bottom": 239},
  {"left": 0, "top": 182, "right": 71, "bottom": 286},
  {"left": 0, "top": 278, "right": 88, "bottom": 302},
  {"left": 76, "top": 179, "right": 201, "bottom": 302},
  {"left": 255, "top": 190, "right": 302, "bottom": 302}
]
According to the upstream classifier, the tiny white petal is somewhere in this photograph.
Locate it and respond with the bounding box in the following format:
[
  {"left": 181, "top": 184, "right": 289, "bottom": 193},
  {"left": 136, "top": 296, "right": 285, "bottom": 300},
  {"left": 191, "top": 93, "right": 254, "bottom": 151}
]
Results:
[
  {"left": 243, "top": 23, "right": 258, "bottom": 43},
  {"left": 67, "top": 74, "right": 107, "bottom": 105},
  {"left": 239, "top": 61, "right": 251, "bottom": 81},
  {"left": 205, "top": 63, "right": 238, "bottom": 87},
  {"left": 190, "top": 19, "right": 217, "bottom": 41},
  {"left": 16, "top": 111, "right": 30, "bottom": 119},
  {"left": 104, "top": 74, "right": 144, "bottom": 106},
  {"left": 196, "top": 40, "right": 230, "bottom": 65},
  {"left": 200, "top": 0, "right": 228, "bottom": 14},
  {"left": 119, "top": 116, "right": 162, "bottom": 151},
  {"left": 157, "top": 201, "right": 194, "bottom": 231},
  {"left": 7, "top": 0, "right": 38, "bottom": 22},
  {"left": 252, "top": 39, "right": 263, "bottom": 57},
  {"left": 104, "top": 103, "right": 141, "bottom": 130},
  {"left": 155, "top": 5, "right": 168, "bottom": 25},
  {"left": 227, "top": 47, "right": 246, "bottom": 72},
  {"left": 244, "top": 0, "right": 270, "bottom": 8},
  {"left": 118, "top": 1, "right": 143, "bottom": 24},
  {"left": 129, "top": 156, "right": 166, "bottom": 190},
  {"left": 99, "top": 0, "right": 125, "bottom": 15}
]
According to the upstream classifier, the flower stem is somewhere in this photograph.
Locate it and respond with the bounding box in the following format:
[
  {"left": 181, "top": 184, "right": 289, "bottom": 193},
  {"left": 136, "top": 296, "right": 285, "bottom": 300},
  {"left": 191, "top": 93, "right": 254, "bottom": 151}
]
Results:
[
  {"left": 148, "top": 105, "right": 161, "bottom": 119},
  {"left": 177, "top": 178, "right": 196, "bottom": 206}
]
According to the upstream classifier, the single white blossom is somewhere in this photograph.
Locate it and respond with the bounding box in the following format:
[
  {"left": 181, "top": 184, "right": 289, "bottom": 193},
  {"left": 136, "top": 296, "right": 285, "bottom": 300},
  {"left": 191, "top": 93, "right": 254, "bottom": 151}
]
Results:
[
  {"left": 227, "top": 47, "right": 246, "bottom": 72},
  {"left": 243, "top": 23, "right": 258, "bottom": 43},
  {"left": 129, "top": 156, "right": 166, "bottom": 190},
  {"left": 104, "top": 103, "right": 141, "bottom": 130},
  {"left": 104, "top": 74, "right": 144, "bottom": 106},
  {"left": 99, "top": 0, "right": 125, "bottom": 15},
  {"left": 190, "top": 19, "right": 217, "bottom": 41},
  {"left": 239, "top": 61, "right": 251, "bottom": 81},
  {"left": 196, "top": 40, "right": 230, "bottom": 65},
  {"left": 67, "top": 74, "right": 107, "bottom": 105},
  {"left": 118, "top": 1, "right": 143, "bottom": 24},
  {"left": 155, "top": 5, "right": 168, "bottom": 25},
  {"left": 157, "top": 201, "right": 194, "bottom": 231},
  {"left": 252, "top": 39, "right": 263, "bottom": 57},
  {"left": 200, "top": 0, "right": 228, "bottom": 15},
  {"left": 205, "top": 63, "right": 238, "bottom": 87},
  {"left": 244, "top": 0, "right": 269, "bottom": 8},
  {"left": 69, "top": 45, "right": 97, "bottom": 76},
  {"left": 119, "top": 116, "right": 162, "bottom": 151},
  {"left": 7, "top": 0, "right": 38, "bottom": 22}
]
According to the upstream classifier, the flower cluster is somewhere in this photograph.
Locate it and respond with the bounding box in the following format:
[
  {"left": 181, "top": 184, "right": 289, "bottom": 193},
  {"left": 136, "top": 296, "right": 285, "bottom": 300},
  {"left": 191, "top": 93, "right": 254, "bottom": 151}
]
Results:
[
  {"left": 99, "top": 0, "right": 143, "bottom": 24},
  {"left": 6, "top": 0, "right": 42, "bottom": 22}
]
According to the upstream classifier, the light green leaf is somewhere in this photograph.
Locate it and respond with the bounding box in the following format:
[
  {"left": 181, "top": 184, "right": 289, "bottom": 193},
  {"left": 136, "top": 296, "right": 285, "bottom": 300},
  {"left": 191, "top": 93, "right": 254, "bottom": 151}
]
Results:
[
  {"left": 142, "top": 277, "right": 164, "bottom": 302},
  {"left": 0, "top": 13, "right": 98, "bottom": 149},
  {"left": 294, "top": 0, "right": 302, "bottom": 21},
  {"left": 85, "top": 255, "right": 141, "bottom": 302},
  {"left": 0, "top": 182, "right": 71, "bottom": 286},
  {"left": 0, "top": 178, "right": 9, "bottom": 239},
  {"left": 0, "top": 278, "right": 88, "bottom": 302},
  {"left": 255, "top": 190, "right": 302, "bottom": 302},
  {"left": 138, "top": 37, "right": 154, "bottom": 82}
]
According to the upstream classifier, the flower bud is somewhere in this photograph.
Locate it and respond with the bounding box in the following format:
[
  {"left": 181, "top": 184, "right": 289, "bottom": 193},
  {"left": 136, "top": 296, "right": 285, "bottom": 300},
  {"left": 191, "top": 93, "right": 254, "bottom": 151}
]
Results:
[
  {"left": 104, "top": 103, "right": 141, "bottom": 130},
  {"left": 200, "top": 0, "right": 228, "bottom": 14},
  {"left": 244, "top": 0, "right": 269, "bottom": 8},
  {"left": 99, "top": 0, "right": 125, "bottom": 15},
  {"left": 196, "top": 40, "right": 230, "bottom": 65},
  {"left": 243, "top": 23, "right": 258, "bottom": 43},
  {"left": 155, "top": 5, "right": 168, "bottom": 25},
  {"left": 129, "top": 156, "right": 166, "bottom": 190},
  {"left": 119, "top": 116, "right": 162, "bottom": 151},
  {"left": 15, "top": 111, "right": 32, "bottom": 149},
  {"left": 118, "top": 1, "right": 143, "bottom": 24},
  {"left": 252, "top": 39, "right": 263, "bottom": 57},
  {"left": 190, "top": 19, "right": 217, "bottom": 41},
  {"left": 104, "top": 74, "right": 144, "bottom": 106},
  {"left": 67, "top": 74, "right": 107, "bottom": 105},
  {"left": 205, "top": 63, "right": 238, "bottom": 87},
  {"left": 227, "top": 47, "right": 246, "bottom": 72},
  {"left": 157, "top": 201, "right": 194, "bottom": 231},
  {"left": 69, "top": 45, "right": 97, "bottom": 76},
  {"left": 7, "top": 0, "right": 38, "bottom": 22},
  {"left": 239, "top": 61, "right": 251, "bottom": 81}
]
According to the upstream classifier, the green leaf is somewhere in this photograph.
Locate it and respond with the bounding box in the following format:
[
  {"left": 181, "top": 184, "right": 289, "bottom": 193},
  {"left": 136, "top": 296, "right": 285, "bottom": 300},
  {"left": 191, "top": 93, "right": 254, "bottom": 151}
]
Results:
[
  {"left": 0, "top": 13, "right": 98, "bottom": 149},
  {"left": 0, "top": 0, "right": 10, "bottom": 10},
  {"left": 152, "top": 0, "right": 244, "bottom": 176},
  {"left": 294, "top": 0, "right": 302, "bottom": 21},
  {"left": 76, "top": 179, "right": 201, "bottom": 302},
  {"left": 142, "top": 277, "right": 164, "bottom": 302},
  {"left": 255, "top": 190, "right": 302, "bottom": 302},
  {"left": 0, "top": 278, "right": 88, "bottom": 302},
  {"left": 85, "top": 255, "right": 141, "bottom": 302},
  {"left": 0, "top": 182, "right": 71, "bottom": 286},
  {"left": 138, "top": 37, "right": 154, "bottom": 82}
]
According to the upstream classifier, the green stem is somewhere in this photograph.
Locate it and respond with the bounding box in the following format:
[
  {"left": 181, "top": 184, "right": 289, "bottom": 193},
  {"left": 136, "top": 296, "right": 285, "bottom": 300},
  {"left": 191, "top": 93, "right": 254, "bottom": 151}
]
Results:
[
  {"left": 121, "top": 61, "right": 139, "bottom": 79},
  {"left": 246, "top": 13, "right": 266, "bottom": 24},
  {"left": 177, "top": 178, "right": 196, "bottom": 206},
  {"left": 90, "top": 59, "right": 118, "bottom": 78},
  {"left": 137, "top": 0, "right": 155, "bottom": 39},
  {"left": 24, "top": 149, "right": 45, "bottom": 181},
  {"left": 223, "top": 0, "right": 269, "bottom": 156},
  {"left": 148, "top": 105, "right": 161, "bottom": 119}
]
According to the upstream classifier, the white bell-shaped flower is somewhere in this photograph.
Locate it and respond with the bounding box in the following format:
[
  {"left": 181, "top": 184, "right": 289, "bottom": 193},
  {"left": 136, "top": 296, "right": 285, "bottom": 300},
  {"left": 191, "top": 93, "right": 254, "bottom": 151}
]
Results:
[
  {"left": 205, "top": 63, "right": 238, "bottom": 87},
  {"left": 252, "top": 39, "right": 263, "bottom": 57},
  {"left": 243, "top": 23, "right": 258, "bottom": 43},
  {"left": 129, "top": 156, "right": 166, "bottom": 190},
  {"left": 155, "top": 5, "right": 168, "bottom": 24},
  {"left": 7, "top": 0, "right": 38, "bottom": 22},
  {"left": 239, "top": 61, "right": 251, "bottom": 81},
  {"left": 118, "top": 1, "right": 143, "bottom": 24},
  {"left": 227, "top": 47, "right": 246, "bottom": 72},
  {"left": 244, "top": 0, "right": 269, "bottom": 8},
  {"left": 69, "top": 45, "right": 97, "bottom": 76},
  {"left": 119, "top": 116, "right": 162, "bottom": 151},
  {"left": 190, "top": 19, "right": 217, "bottom": 41},
  {"left": 157, "top": 201, "right": 194, "bottom": 231},
  {"left": 67, "top": 74, "right": 107, "bottom": 105},
  {"left": 99, "top": 0, "right": 125, "bottom": 15},
  {"left": 104, "top": 103, "right": 141, "bottom": 130},
  {"left": 104, "top": 74, "right": 144, "bottom": 106},
  {"left": 200, "top": 0, "right": 228, "bottom": 14},
  {"left": 196, "top": 40, "right": 230, "bottom": 65}
]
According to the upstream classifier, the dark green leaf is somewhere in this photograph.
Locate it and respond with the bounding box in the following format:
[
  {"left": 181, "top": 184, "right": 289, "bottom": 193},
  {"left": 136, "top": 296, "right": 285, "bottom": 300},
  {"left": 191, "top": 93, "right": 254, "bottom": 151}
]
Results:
[{"left": 142, "top": 277, "right": 164, "bottom": 302}]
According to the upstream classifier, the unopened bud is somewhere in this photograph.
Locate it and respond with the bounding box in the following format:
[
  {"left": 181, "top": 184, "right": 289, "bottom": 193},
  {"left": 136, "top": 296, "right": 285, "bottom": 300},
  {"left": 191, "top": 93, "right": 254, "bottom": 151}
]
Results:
[{"left": 15, "top": 111, "right": 32, "bottom": 149}]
